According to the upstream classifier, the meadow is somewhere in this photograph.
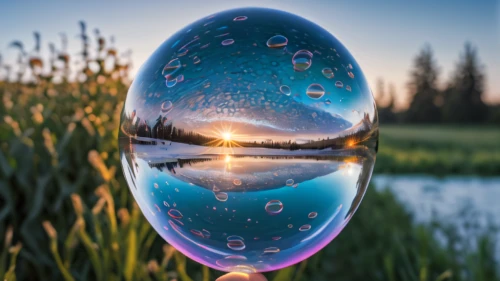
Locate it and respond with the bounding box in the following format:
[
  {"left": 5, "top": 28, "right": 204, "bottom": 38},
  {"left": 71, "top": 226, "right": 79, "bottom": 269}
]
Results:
[
  {"left": 376, "top": 125, "right": 500, "bottom": 176},
  {"left": 0, "top": 25, "right": 499, "bottom": 281}
]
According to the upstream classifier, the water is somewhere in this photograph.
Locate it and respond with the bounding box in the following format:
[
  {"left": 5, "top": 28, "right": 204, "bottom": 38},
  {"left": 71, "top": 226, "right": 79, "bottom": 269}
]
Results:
[
  {"left": 121, "top": 150, "right": 376, "bottom": 272},
  {"left": 373, "top": 175, "right": 500, "bottom": 225},
  {"left": 373, "top": 175, "right": 500, "bottom": 258},
  {"left": 119, "top": 7, "right": 378, "bottom": 272}
]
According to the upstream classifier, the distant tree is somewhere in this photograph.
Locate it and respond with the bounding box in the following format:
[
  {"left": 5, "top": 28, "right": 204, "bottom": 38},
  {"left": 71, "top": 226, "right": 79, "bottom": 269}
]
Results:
[
  {"left": 405, "top": 45, "right": 441, "bottom": 123},
  {"left": 375, "top": 78, "right": 385, "bottom": 106},
  {"left": 375, "top": 78, "right": 398, "bottom": 123},
  {"left": 442, "top": 42, "right": 488, "bottom": 123}
]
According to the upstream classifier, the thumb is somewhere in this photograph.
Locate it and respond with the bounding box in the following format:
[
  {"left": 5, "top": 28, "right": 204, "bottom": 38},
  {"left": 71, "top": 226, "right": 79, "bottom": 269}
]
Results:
[{"left": 216, "top": 272, "right": 267, "bottom": 281}]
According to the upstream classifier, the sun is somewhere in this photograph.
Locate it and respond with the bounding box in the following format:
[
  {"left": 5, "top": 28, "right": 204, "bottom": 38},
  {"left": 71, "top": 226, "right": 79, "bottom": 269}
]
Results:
[
  {"left": 222, "top": 132, "right": 232, "bottom": 141},
  {"left": 203, "top": 124, "right": 243, "bottom": 154}
]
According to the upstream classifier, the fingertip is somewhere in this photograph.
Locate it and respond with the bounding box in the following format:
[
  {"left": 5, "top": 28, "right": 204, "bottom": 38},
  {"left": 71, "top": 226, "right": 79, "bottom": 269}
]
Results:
[{"left": 216, "top": 272, "right": 267, "bottom": 281}]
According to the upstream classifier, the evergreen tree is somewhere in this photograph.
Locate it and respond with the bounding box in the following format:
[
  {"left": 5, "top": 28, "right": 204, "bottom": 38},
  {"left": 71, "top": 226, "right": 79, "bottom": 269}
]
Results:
[
  {"left": 376, "top": 78, "right": 398, "bottom": 123},
  {"left": 442, "top": 42, "right": 488, "bottom": 123},
  {"left": 405, "top": 45, "right": 441, "bottom": 123},
  {"left": 375, "top": 78, "right": 385, "bottom": 106}
]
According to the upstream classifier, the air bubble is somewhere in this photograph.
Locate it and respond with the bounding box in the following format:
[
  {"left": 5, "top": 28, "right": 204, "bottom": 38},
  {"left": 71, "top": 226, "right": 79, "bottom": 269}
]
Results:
[
  {"left": 335, "top": 81, "right": 344, "bottom": 88},
  {"left": 285, "top": 179, "right": 294, "bottom": 186},
  {"left": 308, "top": 212, "right": 318, "bottom": 219},
  {"left": 233, "top": 179, "right": 242, "bottom": 186}
]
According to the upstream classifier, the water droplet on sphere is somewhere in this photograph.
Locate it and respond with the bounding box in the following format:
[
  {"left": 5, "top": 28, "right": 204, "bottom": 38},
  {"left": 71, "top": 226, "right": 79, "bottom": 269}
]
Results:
[
  {"left": 306, "top": 83, "right": 325, "bottom": 99},
  {"left": 214, "top": 192, "right": 228, "bottom": 202},
  {"left": 308, "top": 212, "right": 318, "bottom": 219},
  {"left": 221, "top": 39, "right": 235, "bottom": 46},
  {"left": 292, "top": 50, "right": 313, "bottom": 71},
  {"left": 227, "top": 235, "right": 245, "bottom": 250},
  {"left": 168, "top": 209, "right": 183, "bottom": 219},
  {"left": 335, "top": 81, "right": 344, "bottom": 88},
  {"left": 265, "top": 200, "right": 283, "bottom": 215},
  {"left": 264, "top": 247, "right": 280, "bottom": 254},
  {"left": 280, "top": 85, "right": 291, "bottom": 96},
  {"left": 162, "top": 58, "right": 181, "bottom": 81},
  {"left": 285, "top": 179, "right": 294, "bottom": 186},
  {"left": 233, "top": 16, "right": 248, "bottom": 21},
  {"left": 191, "top": 229, "right": 204, "bottom": 238},
  {"left": 322, "top": 68, "right": 334, "bottom": 79},
  {"left": 233, "top": 179, "right": 242, "bottom": 186},
  {"left": 266, "top": 35, "right": 288, "bottom": 48},
  {"left": 166, "top": 79, "right": 177, "bottom": 88},
  {"left": 299, "top": 224, "right": 311, "bottom": 231},
  {"left": 161, "top": 101, "right": 173, "bottom": 113}
]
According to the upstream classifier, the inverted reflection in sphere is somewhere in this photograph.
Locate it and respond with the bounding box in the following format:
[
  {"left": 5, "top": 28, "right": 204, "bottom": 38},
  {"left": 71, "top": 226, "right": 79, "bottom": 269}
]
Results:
[{"left": 119, "top": 7, "right": 378, "bottom": 273}]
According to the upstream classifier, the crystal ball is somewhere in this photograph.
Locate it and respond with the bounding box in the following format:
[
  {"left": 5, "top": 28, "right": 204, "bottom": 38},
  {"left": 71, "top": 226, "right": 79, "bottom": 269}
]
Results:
[{"left": 119, "top": 7, "right": 378, "bottom": 273}]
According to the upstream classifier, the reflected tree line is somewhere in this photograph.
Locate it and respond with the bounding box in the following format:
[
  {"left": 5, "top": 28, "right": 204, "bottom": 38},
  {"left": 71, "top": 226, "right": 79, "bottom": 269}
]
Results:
[{"left": 121, "top": 111, "right": 378, "bottom": 151}]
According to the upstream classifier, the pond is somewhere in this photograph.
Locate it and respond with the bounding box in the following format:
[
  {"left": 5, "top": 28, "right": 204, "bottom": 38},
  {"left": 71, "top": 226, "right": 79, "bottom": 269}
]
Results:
[
  {"left": 373, "top": 175, "right": 500, "bottom": 257},
  {"left": 373, "top": 175, "right": 500, "bottom": 223}
]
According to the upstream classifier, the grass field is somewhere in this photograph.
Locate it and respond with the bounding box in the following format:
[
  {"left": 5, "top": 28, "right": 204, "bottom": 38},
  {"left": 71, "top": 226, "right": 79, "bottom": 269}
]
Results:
[
  {"left": 1, "top": 76, "right": 498, "bottom": 280},
  {"left": 376, "top": 125, "right": 500, "bottom": 176}
]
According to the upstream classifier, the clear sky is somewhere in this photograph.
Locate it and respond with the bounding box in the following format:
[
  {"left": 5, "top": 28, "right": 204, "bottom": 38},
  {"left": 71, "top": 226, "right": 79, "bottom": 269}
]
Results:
[{"left": 1, "top": 0, "right": 498, "bottom": 108}]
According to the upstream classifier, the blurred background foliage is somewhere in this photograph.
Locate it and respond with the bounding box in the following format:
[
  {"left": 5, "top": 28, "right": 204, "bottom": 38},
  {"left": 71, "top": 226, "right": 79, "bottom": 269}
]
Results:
[{"left": 0, "top": 22, "right": 498, "bottom": 281}]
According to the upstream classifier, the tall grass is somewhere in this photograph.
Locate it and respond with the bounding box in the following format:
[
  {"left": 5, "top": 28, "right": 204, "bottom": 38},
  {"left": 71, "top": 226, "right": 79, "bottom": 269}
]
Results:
[{"left": 0, "top": 23, "right": 498, "bottom": 281}]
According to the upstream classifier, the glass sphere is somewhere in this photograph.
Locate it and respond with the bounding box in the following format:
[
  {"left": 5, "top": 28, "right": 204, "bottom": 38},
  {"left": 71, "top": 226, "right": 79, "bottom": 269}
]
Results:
[{"left": 119, "top": 7, "right": 378, "bottom": 273}]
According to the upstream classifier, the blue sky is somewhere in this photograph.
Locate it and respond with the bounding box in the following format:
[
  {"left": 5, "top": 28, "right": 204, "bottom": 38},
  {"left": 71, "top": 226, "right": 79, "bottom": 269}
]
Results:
[{"left": 1, "top": 0, "right": 498, "bottom": 107}]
